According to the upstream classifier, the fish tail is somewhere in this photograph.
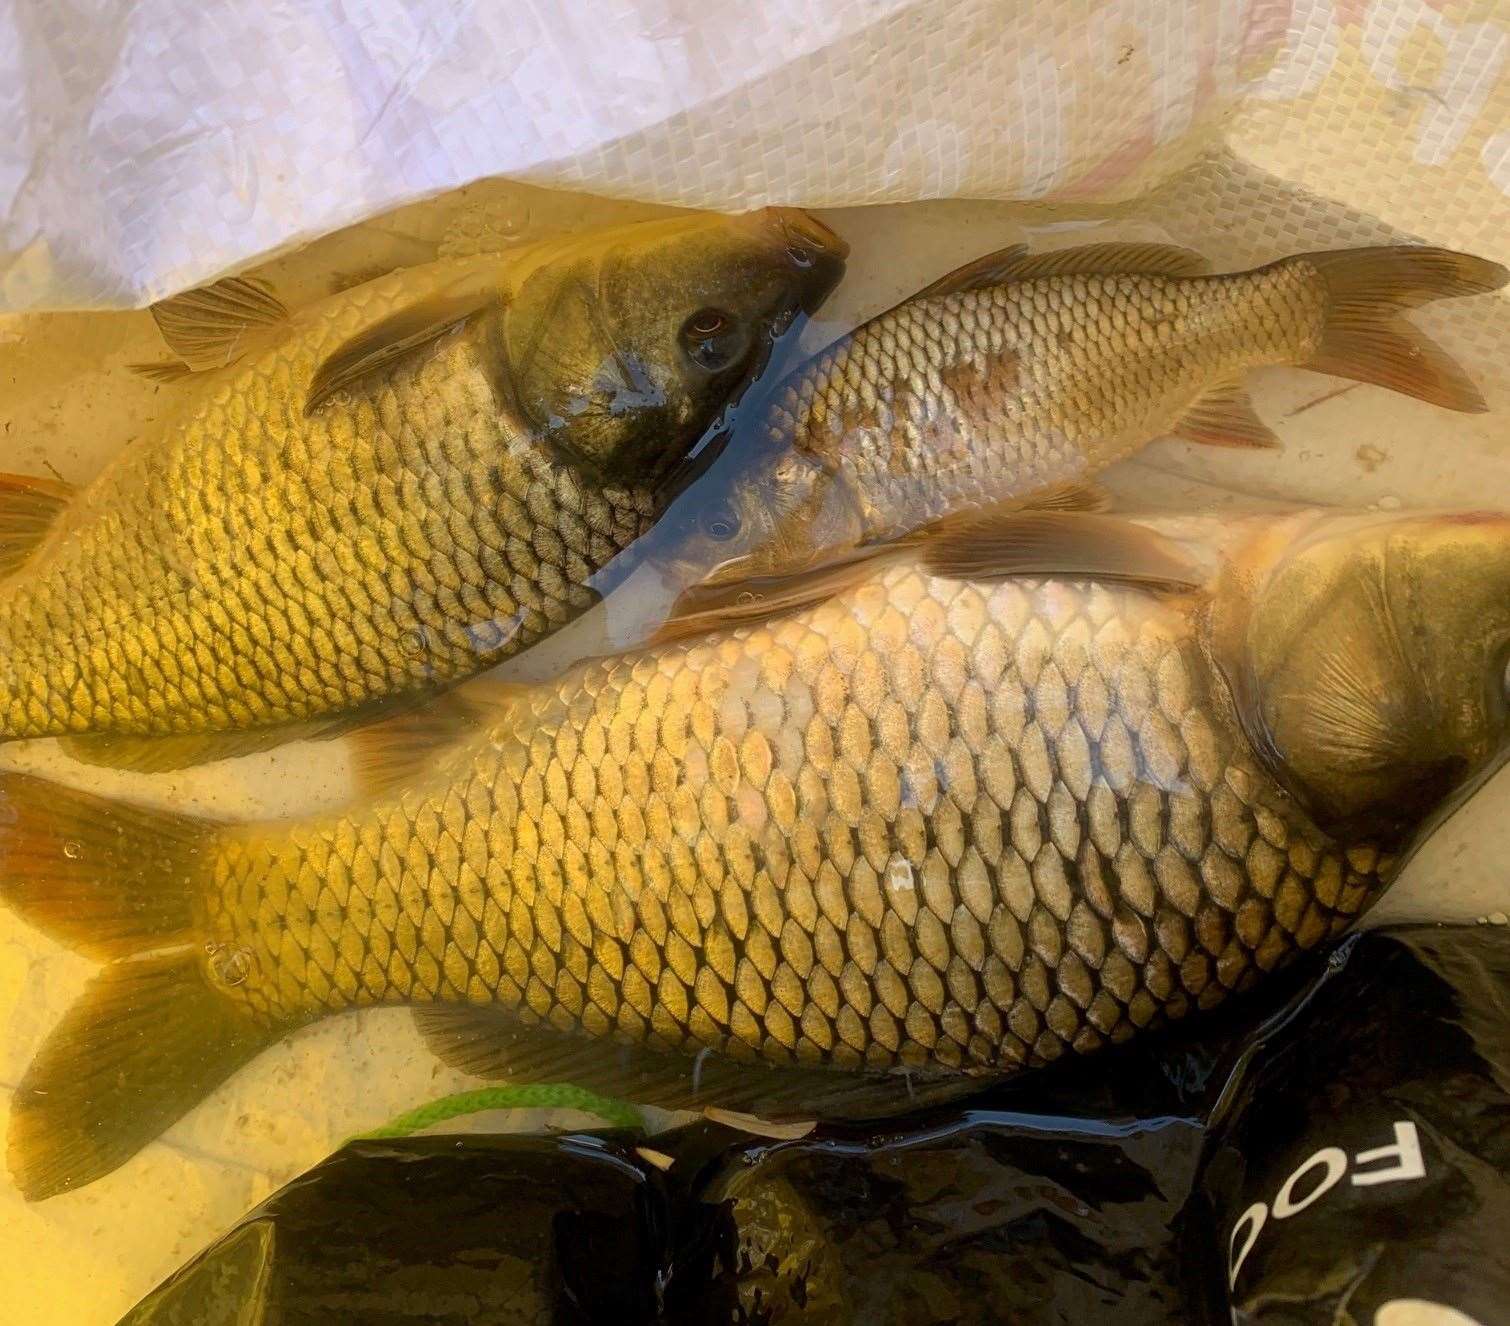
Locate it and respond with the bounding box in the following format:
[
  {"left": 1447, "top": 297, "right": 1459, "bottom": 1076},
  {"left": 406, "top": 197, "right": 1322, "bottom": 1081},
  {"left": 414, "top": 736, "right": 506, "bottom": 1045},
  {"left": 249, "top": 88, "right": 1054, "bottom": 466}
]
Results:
[
  {"left": 1297, "top": 245, "right": 1507, "bottom": 412},
  {"left": 0, "top": 772, "right": 277, "bottom": 1200}
]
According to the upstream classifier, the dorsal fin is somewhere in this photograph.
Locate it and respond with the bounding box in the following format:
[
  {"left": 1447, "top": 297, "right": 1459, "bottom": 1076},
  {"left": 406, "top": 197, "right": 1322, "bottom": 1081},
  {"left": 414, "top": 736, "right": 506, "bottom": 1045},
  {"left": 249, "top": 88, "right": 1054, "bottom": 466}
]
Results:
[
  {"left": 911, "top": 244, "right": 1031, "bottom": 300},
  {"left": 0, "top": 473, "right": 74, "bottom": 576},
  {"left": 304, "top": 290, "right": 497, "bottom": 416},
  {"left": 912, "top": 241, "right": 1210, "bottom": 307},
  {"left": 149, "top": 275, "right": 288, "bottom": 372},
  {"left": 991, "top": 241, "right": 1210, "bottom": 282}
]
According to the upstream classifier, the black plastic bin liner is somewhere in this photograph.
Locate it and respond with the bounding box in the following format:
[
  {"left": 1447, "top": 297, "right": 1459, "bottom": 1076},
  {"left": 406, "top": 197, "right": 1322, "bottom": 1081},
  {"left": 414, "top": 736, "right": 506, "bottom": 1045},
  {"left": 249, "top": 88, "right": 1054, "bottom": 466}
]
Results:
[{"left": 118, "top": 925, "right": 1510, "bottom": 1325}]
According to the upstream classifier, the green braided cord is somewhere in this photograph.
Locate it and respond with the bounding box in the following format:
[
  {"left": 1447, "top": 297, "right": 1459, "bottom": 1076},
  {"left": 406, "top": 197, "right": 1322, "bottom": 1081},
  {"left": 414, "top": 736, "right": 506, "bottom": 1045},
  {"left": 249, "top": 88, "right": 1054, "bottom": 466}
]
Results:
[{"left": 351, "top": 1084, "right": 646, "bottom": 1143}]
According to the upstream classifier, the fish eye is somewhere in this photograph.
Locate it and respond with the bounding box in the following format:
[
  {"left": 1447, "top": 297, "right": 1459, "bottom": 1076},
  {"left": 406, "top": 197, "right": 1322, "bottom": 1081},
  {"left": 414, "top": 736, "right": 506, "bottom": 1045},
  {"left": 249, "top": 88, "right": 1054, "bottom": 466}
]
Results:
[
  {"left": 700, "top": 504, "right": 742, "bottom": 542},
  {"left": 786, "top": 243, "right": 815, "bottom": 269},
  {"left": 685, "top": 309, "right": 728, "bottom": 338},
  {"left": 680, "top": 308, "right": 743, "bottom": 372}
]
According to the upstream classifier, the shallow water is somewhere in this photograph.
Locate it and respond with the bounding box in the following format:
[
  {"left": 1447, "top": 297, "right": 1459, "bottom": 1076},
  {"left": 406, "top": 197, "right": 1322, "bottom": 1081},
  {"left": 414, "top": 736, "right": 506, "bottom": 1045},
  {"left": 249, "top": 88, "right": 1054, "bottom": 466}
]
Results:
[{"left": 2, "top": 79, "right": 1509, "bottom": 1325}]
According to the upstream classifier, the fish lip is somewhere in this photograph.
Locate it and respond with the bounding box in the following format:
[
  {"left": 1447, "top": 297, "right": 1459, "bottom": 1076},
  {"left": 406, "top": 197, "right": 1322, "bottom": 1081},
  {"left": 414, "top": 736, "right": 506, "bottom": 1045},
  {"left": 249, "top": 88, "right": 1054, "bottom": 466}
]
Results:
[
  {"left": 761, "top": 207, "right": 850, "bottom": 263},
  {"left": 731, "top": 207, "right": 847, "bottom": 316}
]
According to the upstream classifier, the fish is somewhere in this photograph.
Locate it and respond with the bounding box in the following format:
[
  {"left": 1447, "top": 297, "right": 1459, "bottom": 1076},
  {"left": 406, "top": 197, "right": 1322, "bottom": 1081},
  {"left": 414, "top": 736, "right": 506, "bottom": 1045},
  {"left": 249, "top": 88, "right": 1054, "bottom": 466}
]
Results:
[
  {"left": 0, "top": 208, "right": 847, "bottom": 771},
  {"left": 6, "top": 503, "right": 1510, "bottom": 1198},
  {"left": 654, "top": 241, "right": 1506, "bottom": 592}
]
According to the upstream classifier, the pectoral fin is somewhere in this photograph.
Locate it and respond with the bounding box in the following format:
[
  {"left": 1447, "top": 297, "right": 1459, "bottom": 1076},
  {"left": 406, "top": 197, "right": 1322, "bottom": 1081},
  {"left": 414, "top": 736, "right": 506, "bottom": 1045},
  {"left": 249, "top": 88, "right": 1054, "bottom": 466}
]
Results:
[
  {"left": 920, "top": 509, "right": 1204, "bottom": 590},
  {"left": 413, "top": 1005, "right": 981, "bottom": 1121},
  {"left": 650, "top": 482, "right": 1125, "bottom": 645},
  {"left": 304, "top": 290, "right": 498, "bottom": 415}
]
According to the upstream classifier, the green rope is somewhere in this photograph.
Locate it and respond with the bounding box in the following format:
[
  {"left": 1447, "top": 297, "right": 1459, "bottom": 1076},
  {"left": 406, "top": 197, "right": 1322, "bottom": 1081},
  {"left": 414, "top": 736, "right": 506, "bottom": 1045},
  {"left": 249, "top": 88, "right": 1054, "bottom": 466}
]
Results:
[{"left": 350, "top": 1084, "right": 645, "bottom": 1143}]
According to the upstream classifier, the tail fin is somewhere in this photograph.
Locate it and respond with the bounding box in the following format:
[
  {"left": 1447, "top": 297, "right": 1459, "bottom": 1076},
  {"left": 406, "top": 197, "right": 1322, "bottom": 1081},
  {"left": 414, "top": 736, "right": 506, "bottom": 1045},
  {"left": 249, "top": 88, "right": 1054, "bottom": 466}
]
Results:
[
  {"left": 0, "top": 773, "right": 278, "bottom": 1199},
  {"left": 1299, "top": 246, "right": 1507, "bottom": 412}
]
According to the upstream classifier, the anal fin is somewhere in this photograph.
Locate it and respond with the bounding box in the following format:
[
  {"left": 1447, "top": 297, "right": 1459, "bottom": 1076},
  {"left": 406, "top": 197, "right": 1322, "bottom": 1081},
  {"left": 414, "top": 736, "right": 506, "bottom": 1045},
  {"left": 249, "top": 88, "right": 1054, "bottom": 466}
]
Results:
[
  {"left": 1172, "top": 381, "right": 1281, "bottom": 449},
  {"left": 0, "top": 473, "right": 74, "bottom": 576},
  {"left": 126, "top": 360, "right": 195, "bottom": 384}
]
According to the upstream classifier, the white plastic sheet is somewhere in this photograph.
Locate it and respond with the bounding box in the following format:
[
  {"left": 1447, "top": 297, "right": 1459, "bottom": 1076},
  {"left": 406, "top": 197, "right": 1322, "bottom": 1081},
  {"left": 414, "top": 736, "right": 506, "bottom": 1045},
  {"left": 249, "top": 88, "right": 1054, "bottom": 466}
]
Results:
[
  {"left": 0, "top": 0, "right": 1343, "bottom": 310},
  {"left": 6, "top": 1, "right": 1506, "bottom": 311}
]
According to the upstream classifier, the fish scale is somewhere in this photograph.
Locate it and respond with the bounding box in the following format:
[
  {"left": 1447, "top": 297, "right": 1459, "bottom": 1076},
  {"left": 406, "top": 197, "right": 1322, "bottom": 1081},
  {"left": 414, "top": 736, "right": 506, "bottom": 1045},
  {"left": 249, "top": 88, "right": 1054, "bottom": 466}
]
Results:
[
  {"left": 764, "top": 269, "right": 1311, "bottom": 541},
  {"left": 0, "top": 331, "right": 651, "bottom": 736},
  {"left": 0, "top": 211, "right": 845, "bottom": 754},
  {"left": 663, "top": 246, "right": 1506, "bottom": 615},
  {"left": 202, "top": 561, "right": 1388, "bottom": 1075}
]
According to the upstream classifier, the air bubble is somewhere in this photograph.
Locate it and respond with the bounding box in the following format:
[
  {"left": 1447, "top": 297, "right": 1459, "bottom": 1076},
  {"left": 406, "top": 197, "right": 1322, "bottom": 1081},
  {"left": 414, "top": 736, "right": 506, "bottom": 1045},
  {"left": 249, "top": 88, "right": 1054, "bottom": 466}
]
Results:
[{"left": 62, "top": 840, "right": 82, "bottom": 860}]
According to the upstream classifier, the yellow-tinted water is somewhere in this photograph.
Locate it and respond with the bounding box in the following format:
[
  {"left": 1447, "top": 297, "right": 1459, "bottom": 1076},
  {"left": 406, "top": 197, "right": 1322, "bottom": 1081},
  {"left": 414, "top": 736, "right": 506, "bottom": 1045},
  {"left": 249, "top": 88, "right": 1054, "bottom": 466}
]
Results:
[{"left": 2, "top": 52, "right": 1509, "bottom": 1325}]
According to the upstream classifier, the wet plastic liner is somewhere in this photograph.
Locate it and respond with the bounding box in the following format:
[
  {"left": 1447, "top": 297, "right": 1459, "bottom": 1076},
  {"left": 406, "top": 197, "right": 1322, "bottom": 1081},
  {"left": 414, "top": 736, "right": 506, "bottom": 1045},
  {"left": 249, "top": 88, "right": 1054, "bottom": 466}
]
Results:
[{"left": 117, "top": 923, "right": 1510, "bottom": 1324}]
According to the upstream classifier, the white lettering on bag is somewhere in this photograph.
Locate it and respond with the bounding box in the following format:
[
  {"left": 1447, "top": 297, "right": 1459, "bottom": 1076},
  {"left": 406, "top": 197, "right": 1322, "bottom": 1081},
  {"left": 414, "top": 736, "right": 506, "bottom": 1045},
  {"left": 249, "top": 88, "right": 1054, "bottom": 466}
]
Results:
[
  {"left": 1350, "top": 1121, "right": 1426, "bottom": 1187},
  {"left": 1227, "top": 1121, "right": 1427, "bottom": 1290},
  {"left": 1272, "top": 1146, "right": 1347, "bottom": 1218}
]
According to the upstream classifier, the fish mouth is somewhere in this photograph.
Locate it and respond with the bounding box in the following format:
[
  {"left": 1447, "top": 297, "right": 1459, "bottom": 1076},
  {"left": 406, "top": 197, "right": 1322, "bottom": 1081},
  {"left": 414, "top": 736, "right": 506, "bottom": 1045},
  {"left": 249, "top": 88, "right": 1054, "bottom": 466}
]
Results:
[
  {"left": 763, "top": 208, "right": 849, "bottom": 262},
  {"left": 742, "top": 207, "right": 849, "bottom": 313}
]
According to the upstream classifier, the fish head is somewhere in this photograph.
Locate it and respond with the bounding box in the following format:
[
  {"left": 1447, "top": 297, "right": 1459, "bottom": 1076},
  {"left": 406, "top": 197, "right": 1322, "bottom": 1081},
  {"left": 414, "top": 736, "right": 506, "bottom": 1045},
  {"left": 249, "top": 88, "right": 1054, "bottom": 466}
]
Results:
[
  {"left": 649, "top": 437, "right": 867, "bottom": 598},
  {"left": 1231, "top": 510, "right": 1510, "bottom": 846},
  {"left": 501, "top": 208, "right": 847, "bottom": 484}
]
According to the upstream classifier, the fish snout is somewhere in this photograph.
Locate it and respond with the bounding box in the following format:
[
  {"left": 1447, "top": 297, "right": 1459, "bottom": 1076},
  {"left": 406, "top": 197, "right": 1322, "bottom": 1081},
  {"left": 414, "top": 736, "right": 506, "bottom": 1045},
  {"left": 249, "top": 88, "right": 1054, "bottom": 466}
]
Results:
[{"left": 746, "top": 208, "right": 849, "bottom": 309}]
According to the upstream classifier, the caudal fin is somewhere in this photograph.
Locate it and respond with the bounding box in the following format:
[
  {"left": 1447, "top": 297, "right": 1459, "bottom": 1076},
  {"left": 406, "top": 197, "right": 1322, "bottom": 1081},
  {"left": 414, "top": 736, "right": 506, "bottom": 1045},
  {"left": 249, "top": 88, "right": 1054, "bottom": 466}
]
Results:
[
  {"left": 0, "top": 773, "right": 277, "bottom": 1199},
  {"left": 1300, "top": 246, "right": 1506, "bottom": 412}
]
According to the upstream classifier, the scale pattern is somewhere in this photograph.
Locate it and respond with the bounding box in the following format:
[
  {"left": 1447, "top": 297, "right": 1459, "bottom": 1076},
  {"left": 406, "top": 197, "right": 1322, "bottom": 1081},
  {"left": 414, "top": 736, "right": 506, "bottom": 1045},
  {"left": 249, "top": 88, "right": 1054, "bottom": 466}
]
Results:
[
  {"left": 764, "top": 264, "right": 1322, "bottom": 539},
  {"left": 206, "top": 562, "right": 1389, "bottom": 1076},
  {"left": 0, "top": 319, "right": 654, "bottom": 737}
]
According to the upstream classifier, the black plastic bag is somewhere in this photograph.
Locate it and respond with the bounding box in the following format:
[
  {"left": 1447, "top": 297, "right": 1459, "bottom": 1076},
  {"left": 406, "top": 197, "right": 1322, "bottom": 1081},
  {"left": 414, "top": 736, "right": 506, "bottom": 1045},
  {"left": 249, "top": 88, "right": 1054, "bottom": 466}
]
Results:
[
  {"left": 1200, "top": 927, "right": 1510, "bottom": 1325},
  {"left": 118, "top": 925, "right": 1510, "bottom": 1325}
]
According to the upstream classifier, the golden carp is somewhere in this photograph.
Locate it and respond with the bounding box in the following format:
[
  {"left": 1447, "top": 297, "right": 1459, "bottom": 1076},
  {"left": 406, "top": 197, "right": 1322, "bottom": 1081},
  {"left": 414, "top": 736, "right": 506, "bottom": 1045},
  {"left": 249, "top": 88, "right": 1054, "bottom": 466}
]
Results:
[
  {"left": 658, "top": 242, "right": 1505, "bottom": 590},
  {"left": 0, "top": 209, "right": 846, "bottom": 769},
  {"left": 6, "top": 505, "right": 1510, "bottom": 1197}
]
